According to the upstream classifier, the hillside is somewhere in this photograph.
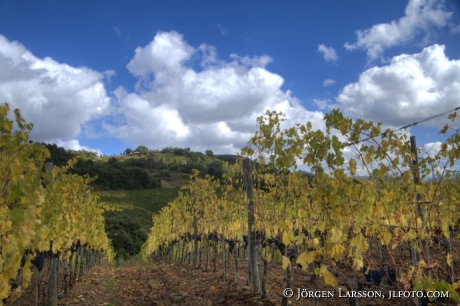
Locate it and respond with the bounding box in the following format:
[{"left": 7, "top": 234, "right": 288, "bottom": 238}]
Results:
[
  {"left": 40, "top": 143, "right": 238, "bottom": 259},
  {"left": 97, "top": 188, "right": 181, "bottom": 259},
  {"left": 41, "top": 143, "right": 237, "bottom": 191}
]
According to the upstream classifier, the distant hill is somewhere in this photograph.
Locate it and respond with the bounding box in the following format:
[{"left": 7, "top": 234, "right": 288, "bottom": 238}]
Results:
[
  {"left": 38, "top": 143, "right": 234, "bottom": 191},
  {"left": 37, "top": 142, "right": 242, "bottom": 259}
]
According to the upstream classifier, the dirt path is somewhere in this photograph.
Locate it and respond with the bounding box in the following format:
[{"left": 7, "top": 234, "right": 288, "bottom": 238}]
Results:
[
  {"left": 55, "top": 263, "right": 277, "bottom": 306},
  {"left": 11, "top": 259, "right": 442, "bottom": 306}
]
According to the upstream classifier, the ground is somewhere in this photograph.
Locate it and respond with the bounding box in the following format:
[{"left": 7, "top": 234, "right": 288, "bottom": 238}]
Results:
[{"left": 10, "top": 257, "right": 443, "bottom": 306}]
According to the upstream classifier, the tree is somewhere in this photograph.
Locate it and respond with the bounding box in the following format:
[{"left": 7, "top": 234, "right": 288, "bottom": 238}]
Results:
[
  {"left": 124, "top": 148, "right": 133, "bottom": 156},
  {"left": 205, "top": 149, "right": 214, "bottom": 157},
  {"left": 135, "top": 145, "right": 149, "bottom": 155}
]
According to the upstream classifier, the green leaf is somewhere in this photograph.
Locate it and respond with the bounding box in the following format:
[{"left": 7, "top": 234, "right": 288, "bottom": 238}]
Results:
[
  {"left": 274, "top": 249, "right": 283, "bottom": 261},
  {"left": 10, "top": 205, "right": 24, "bottom": 227}
]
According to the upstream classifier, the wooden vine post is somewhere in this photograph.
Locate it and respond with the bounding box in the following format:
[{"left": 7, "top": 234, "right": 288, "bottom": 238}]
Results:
[
  {"left": 45, "top": 162, "right": 58, "bottom": 306},
  {"left": 243, "top": 158, "right": 261, "bottom": 293},
  {"left": 192, "top": 195, "right": 200, "bottom": 269},
  {"left": 410, "top": 136, "right": 431, "bottom": 278}
]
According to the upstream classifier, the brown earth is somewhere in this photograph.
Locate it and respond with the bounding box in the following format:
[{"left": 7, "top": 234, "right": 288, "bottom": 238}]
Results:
[{"left": 10, "top": 257, "right": 445, "bottom": 306}]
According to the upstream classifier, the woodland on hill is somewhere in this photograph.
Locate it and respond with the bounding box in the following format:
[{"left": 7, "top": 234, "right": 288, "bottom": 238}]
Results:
[
  {"left": 39, "top": 142, "right": 238, "bottom": 191},
  {"left": 35, "top": 143, "right": 242, "bottom": 260}
]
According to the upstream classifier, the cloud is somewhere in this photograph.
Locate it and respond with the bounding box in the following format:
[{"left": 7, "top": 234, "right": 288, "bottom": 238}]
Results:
[
  {"left": 344, "top": 0, "right": 453, "bottom": 61},
  {"left": 451, "top": 23, "right": 460, "bottom": 33},
  {"left": 317, "top": 44, "right": 338, "bottom": 62},
  {"left": 335, "top": 44, "right": 460, "bottom": 127},
  {"left": 52, "top": 139, "right": 103, "bottom": 156},
  {"left": 0, "top": 35, "right": 111, "bottom": 142},
  {"left": 323, "top": 79, "right": 336, "bottom": 87},
  {"left": 104, "top": 70, "right": 116, "bottom": 83},
  {"left": 313, "top": 99, "right": 331, "bottom": 110},
  {"left": 421, "top": 141, "right": 443, "bottom": 156},
  {"left": 114, "top": 27, "right": 121, "bottom": 36},
  {"left": 229, "top": 53, "right": 273, "bottom": 68},
  {"left": 126, "top": 31, "right": 194, "bottom": 79},
  {"left": 217, "top": 24, "right": 228, "bottom": 35},
  {"left": 105, "top": 31, "right": 326, "bottom": 154}
]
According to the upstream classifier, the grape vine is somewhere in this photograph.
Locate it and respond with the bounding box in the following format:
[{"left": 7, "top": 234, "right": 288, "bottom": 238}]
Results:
[
  {"left": 141, "top": 108, "right": 460, "bottom": 305},
  {"left": 0, "top": 103, "right": 114, "bottom": 305}
]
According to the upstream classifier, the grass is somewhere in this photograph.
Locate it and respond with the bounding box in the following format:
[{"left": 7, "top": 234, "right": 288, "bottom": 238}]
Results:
[
  {"left": 96, "top": 187, "right": 181, "bottom": 232},
  {"left": 105, "top": 279, "right": 117, "bottom": 287}
]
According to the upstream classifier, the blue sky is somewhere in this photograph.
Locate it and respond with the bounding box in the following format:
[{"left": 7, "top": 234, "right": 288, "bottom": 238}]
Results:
[{"left": 1, "top": 0, "right": 460, "bottom": 159}]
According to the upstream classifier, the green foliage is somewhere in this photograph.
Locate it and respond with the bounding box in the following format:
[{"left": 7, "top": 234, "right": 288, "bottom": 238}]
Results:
[
  {"left": 205, "top": 149, "right": 214, "bottom": 157},
  {"left": 214, "top": 154, "right": 238, "bottom": 164},
  {"left": 41, "top": 143, "right": 229, "bottom": 190},
  {"left": 104, "top": 212, "right": 147, "bottom": 259},
  {"left": 39, "top": 145, "right": 161, "bottom": 190},
  {"left": 72, "top": 160, "right": 157, "bottom": 190},
  {"left": 39, "top": 143, "right": 75, "bottom": 166},
  {"left": 97, "top": 188, "right": 180, "bottom": 258},
  {"left": 135, "top": 145, "right": 149, "bottom": 155}
]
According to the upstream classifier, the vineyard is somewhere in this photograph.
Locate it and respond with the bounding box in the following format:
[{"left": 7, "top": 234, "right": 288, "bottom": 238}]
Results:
[
  {"left": 0, "top": 103, "right": 114, "bottom": 305},
  {"left": 140, "top": 109, "right": 460, "bottom": 306},
  {"left": 2, "top": 100, "right": 460, "bottom": 306}
]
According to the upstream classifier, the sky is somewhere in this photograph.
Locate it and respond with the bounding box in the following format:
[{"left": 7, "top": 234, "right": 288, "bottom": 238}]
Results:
[{"left": 1, "top": 0, "right": 460, "bottom": 160}]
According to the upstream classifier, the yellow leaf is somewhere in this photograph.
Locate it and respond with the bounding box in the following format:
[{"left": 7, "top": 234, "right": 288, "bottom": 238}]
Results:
[
  {"left": 0, "top": 273, "right": 11, "bottom": 300},
  {"left": 278, "top": 221, "right": 286, "bottom": 231},
  {"left": 331, "top": 244, "right": 346, "bottom": 261},
  {"left": 382, "top": 232, "right": 392, "bottom": 244},
  {"left": 447, "top": 254, "right": 452, "bottom": 267},
  {"left": 406, "top": 229, "right": 417, "bottom": 240},
  {"left": 282, "top": 256, "right": 291, "bottom": 270},
  {"left": 282, "top": 231, "right": 291, "bottom": 246},
  {"left": 352, "top": 258, "right": 363, "bottom": 271},
  {"left": 319, "top": 265, "right": 337, "bottom": 287},
  {"left": 330, "top": 227, "right": 342, "bottom": 243},
  {"left": 350, "top": 235, "right": 361, "bottom": 248},
  {"left": 295, "top": 234, "right": 304, "bottom": 246},
  {"left": 22, "top": 255, "right": 33, "bottom": 288},
  {"left": 312, "top": 237, "right": 319, "bottom": 247},
  {"left": 349, "top": 158, "right": 357, "bottom": 176},
  {"left": 296, "top": 250, "right": 321, "bottom": 269},
  {"left": 10, "top": 164, "right": 21, "bottom": 183},
  {"left": 442, "top": 223, "right": 450, "bottom": 239}
]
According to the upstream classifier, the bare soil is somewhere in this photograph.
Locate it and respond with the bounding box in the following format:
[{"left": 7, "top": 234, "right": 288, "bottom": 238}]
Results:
[{"left": 10, "top": 257, "right": 453, "bottom": 306}]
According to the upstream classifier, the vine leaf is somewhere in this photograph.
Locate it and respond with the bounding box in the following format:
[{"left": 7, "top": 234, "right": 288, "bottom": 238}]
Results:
[{"left": 281, "top": 256, "right": 291, "bottom": 270}]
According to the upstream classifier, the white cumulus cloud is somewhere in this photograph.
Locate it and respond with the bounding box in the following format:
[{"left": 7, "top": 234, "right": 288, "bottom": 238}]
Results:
[
  {"left": 0, "top": 35, "right": 111, "bottom": 143},
  {"left": 335, "top": 44, "right": 460, "bottom": 127},
  {"left": 323, "top": 79, "right": 336, "bottom": 87},
  {"left": 105, "top": 31, "right": 326, "bottom": 154},
  {"left": 53, "top": 139, "right": 103, "bottom": 156},
  {"left": 317, "top": 44, "right": 338, "bottom": 62},
  {"left": 344, "top": 0, "right": 453, "bottom": 61},
  {"left": 104, "top": 70, "right": 116, "bottom": 83},
  {"left": 313, "top": 99, "right": 331, "bottom": 110}
]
